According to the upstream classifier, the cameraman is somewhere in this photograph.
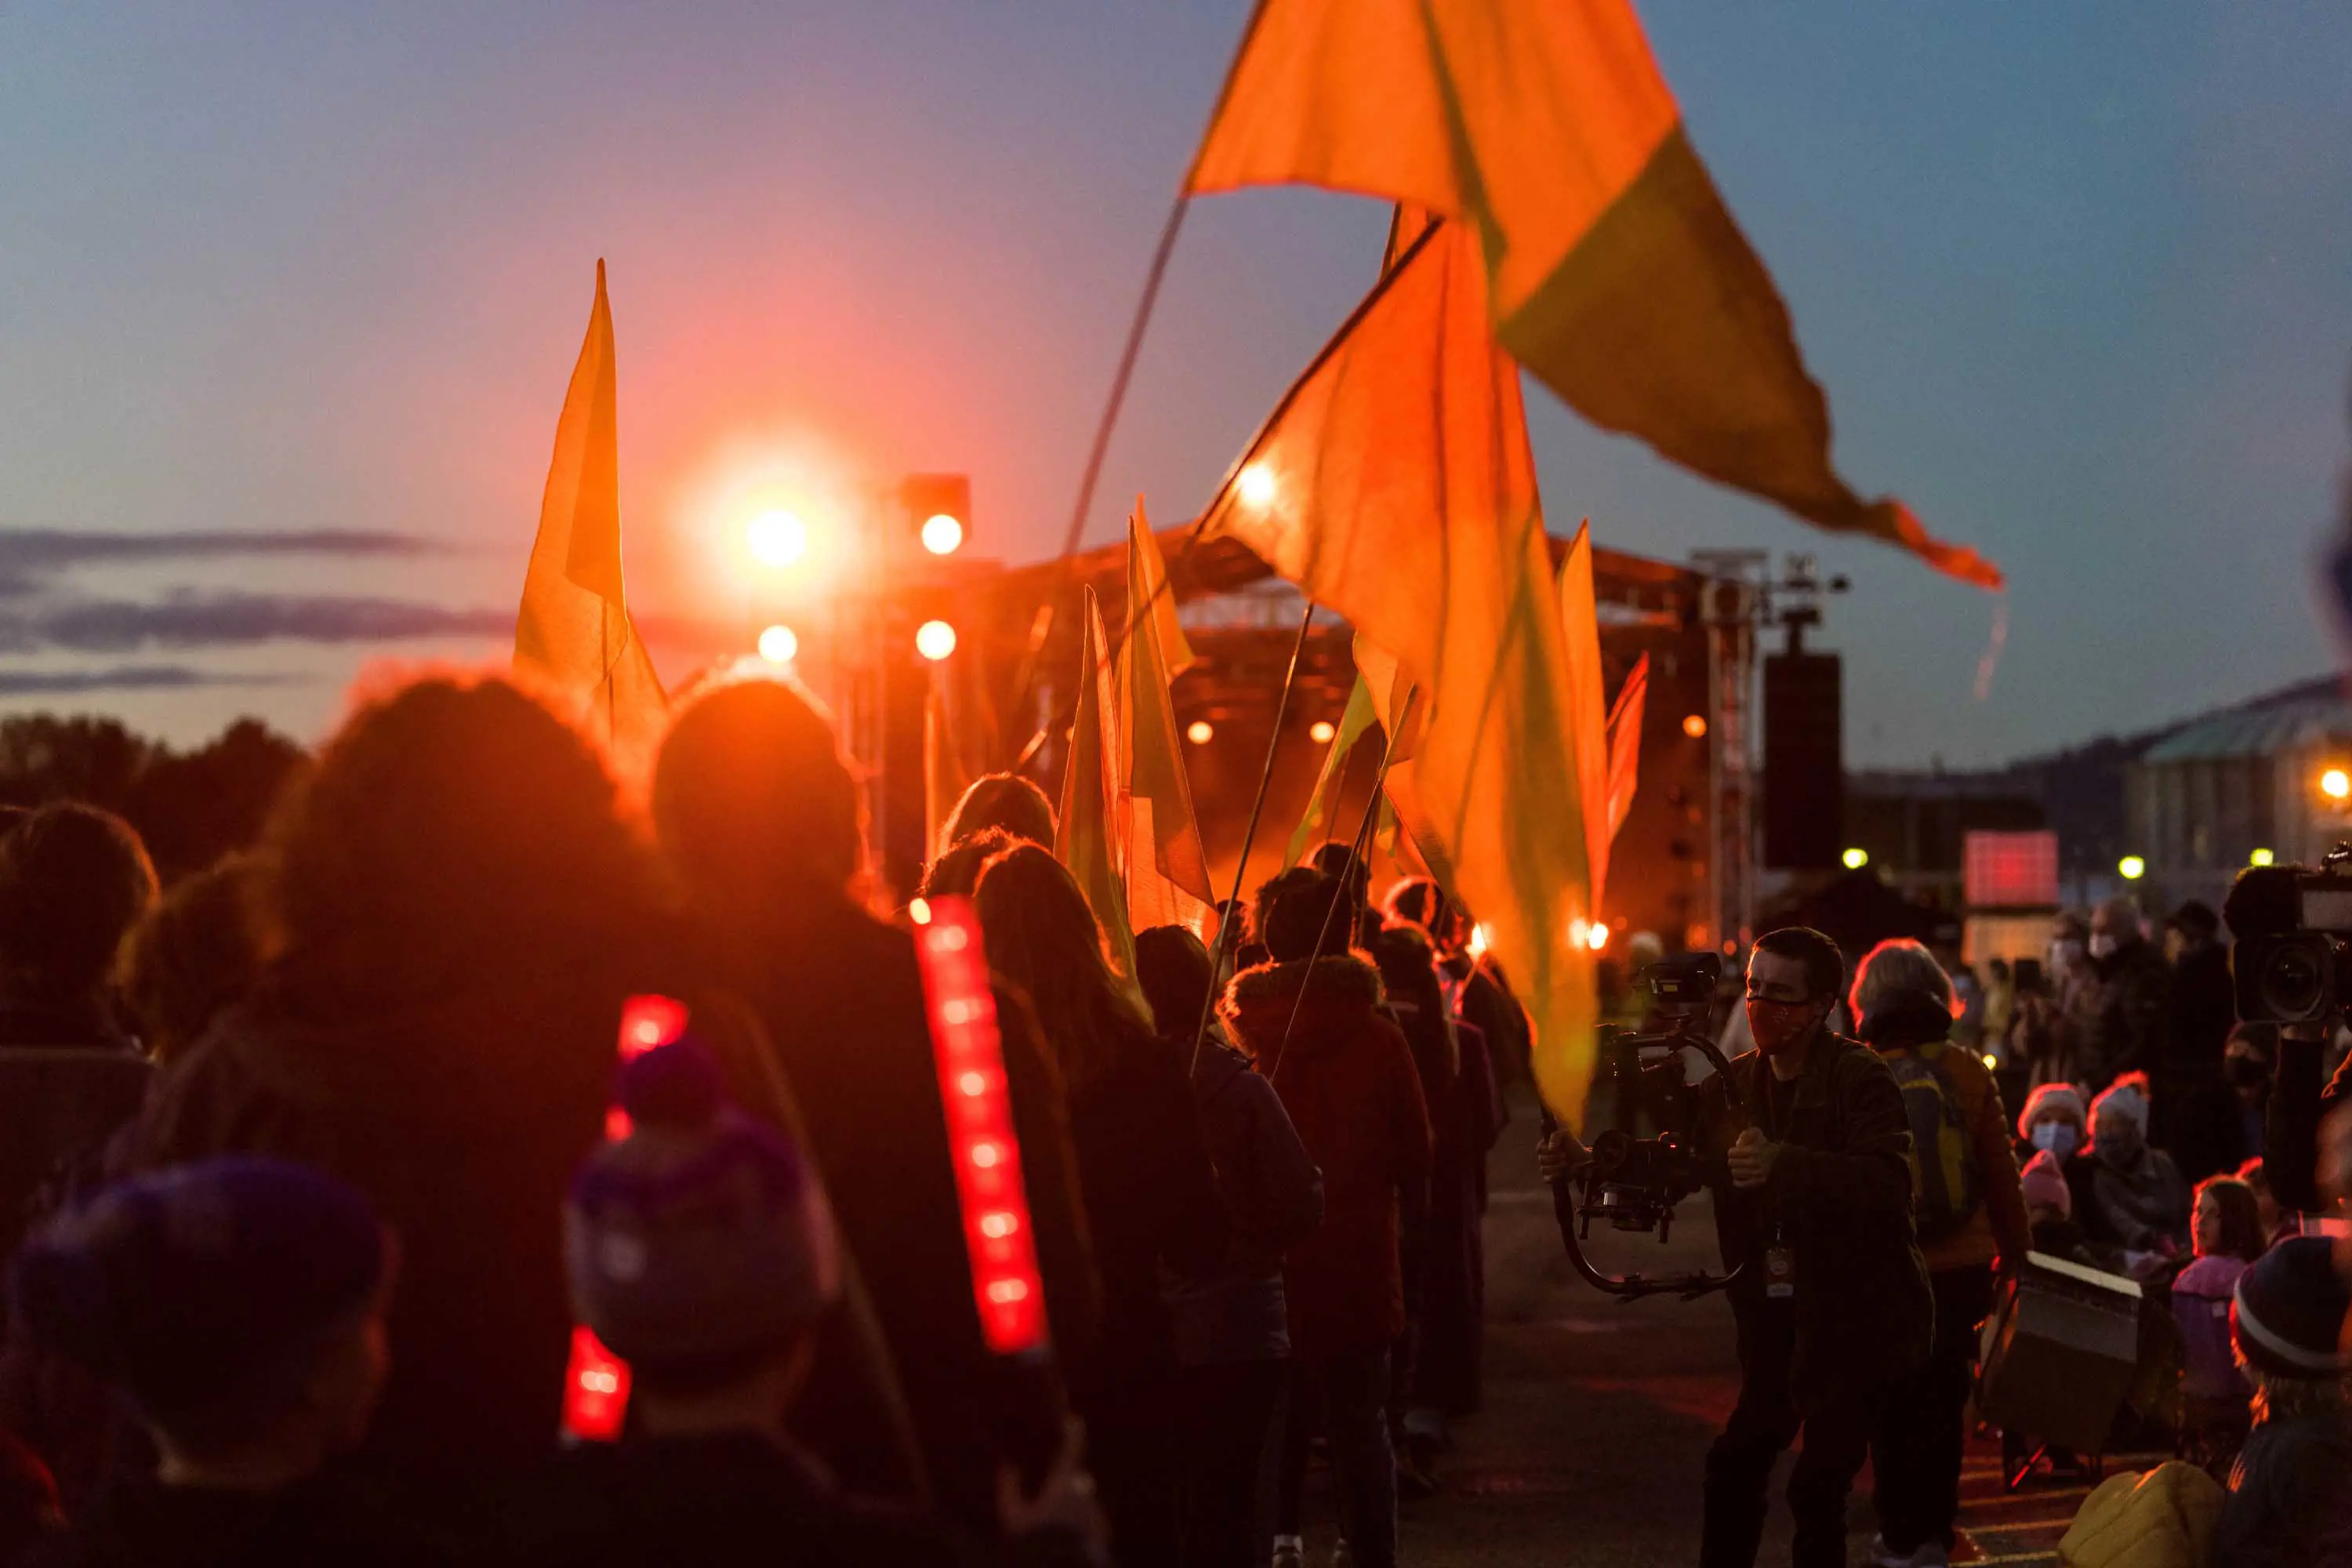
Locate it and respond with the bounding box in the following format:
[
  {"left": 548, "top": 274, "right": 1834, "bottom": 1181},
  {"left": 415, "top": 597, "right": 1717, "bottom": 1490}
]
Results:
[{"left": 1541, "top": 927, "right": 1931, "bottom": 1568}]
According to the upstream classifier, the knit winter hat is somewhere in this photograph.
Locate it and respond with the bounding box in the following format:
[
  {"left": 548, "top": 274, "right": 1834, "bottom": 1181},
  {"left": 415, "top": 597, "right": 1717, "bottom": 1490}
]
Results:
[
  {"left": 2020, "top": 1149, "right": 2072, "bottom": 1218},
  {"left": 2017, "top": 1082, "right": 2087, "bottom": 1143},
  {"left": 564, "top": 1040, "right": 840, "bottom": 1371},
  {"left": 2230, "top": 1236, "right": 2352, "bottom": 1381},
  {"left": 7, "top": 1157, "right": 387, "bottom": 1418},
  {"left": 2089, "top": 1079, "right": 2150, "bottom": 1138}
]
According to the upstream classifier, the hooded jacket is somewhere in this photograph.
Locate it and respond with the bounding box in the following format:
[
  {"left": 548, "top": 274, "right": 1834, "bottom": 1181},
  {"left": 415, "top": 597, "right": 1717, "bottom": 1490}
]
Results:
[
  {"left": 1163, "top": 1040, "right": 1323, "bottom": 1367},
  {"left": 1221, "top": 953, "right": 1431, "bottom": 1358}
]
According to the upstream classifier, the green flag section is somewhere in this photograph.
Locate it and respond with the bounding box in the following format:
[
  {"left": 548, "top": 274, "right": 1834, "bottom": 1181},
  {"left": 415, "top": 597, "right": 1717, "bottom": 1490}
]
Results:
[
  {"left": 1055, "top": 586, "right": 1140, "bottom": 982},
  {"left": 1188, "top": 0, "right": 1999, "bottom": 590},
  {"left": 1205, "top": 213, "right": 1600, "bottom": 1125},
  {"left": 514, "top": 260, "right": 669, "bottom": 771},
  {"left": 1284, "top": 674, "right": 1379, "bottom": 870},
  {"left": 1118, "top": 504, "right": 1216, "bottom": 938}
]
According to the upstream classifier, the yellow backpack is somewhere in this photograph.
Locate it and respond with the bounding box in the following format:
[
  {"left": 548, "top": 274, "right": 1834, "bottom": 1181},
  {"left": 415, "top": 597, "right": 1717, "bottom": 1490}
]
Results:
[{"left": 2059, "top": 1461, "right": 2224, "bottom": 1568}]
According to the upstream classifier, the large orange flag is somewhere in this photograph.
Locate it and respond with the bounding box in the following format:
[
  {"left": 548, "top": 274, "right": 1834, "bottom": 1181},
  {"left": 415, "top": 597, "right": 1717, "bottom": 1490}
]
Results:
[
  {"left": 1605, "top": 652, "right": 1650, "bottom": 845},
  {"left": 1203, "top": 213, "right": 1600, "bottom": 1123},
  {"left": 1188, "top": 0, "right": 2000, "bottom": 590},
  {"left": 514, "top": 261, "right": 668, "bottom": 766},
  {"left": 1559, "top": 521, "right": 1613, "bottom": 913},
  {"left": 1117, "top": 504, "right": 1216, "bottom": 937},
  {"left": 1055, "top": 588, "right": 1141, "bottom": 982}
]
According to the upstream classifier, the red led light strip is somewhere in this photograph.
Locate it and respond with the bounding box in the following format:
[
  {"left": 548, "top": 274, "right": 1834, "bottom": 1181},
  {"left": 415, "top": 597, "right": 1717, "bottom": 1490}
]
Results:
[
  {"left": 911, "top": 896, "right": 1049, "bottom": 1356},
  {"left": 560, "top": 992, "right": 691, "bottom": 1443}
]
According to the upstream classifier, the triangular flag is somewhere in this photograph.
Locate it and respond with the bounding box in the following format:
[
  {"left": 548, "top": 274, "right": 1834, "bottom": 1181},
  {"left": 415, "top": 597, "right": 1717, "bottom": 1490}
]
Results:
[
  {"left": 1203, "top": 213, "right": 1599, "bottom": 1123},
  {"left": 1559, "top": 522, "right": 1612, "bottom": 913},
  {"left": 1117, "top": 504, "right": 1216, "bottom": 937},
  {"left": 1284, "top": 674, "right": 1378, "bottom": 870},
  {"left": 514, "top": 260, "right": 668, "bottom": 768},
  {"left": 1188, "top": 0, "right": 1998, "bottom": 589},
  {"left": 1605, "top": 652, "right": 1650, "bottom": 844},
  {"left": 1055, "top": 587, "right": 1140, "bottom": 981}
]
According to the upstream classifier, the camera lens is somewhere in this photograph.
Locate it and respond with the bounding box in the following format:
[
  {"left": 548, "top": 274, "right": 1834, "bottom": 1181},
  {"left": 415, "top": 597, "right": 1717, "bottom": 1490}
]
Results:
[{"left": 2262, "top": 942, "right": 2327, "bottom": 1022}]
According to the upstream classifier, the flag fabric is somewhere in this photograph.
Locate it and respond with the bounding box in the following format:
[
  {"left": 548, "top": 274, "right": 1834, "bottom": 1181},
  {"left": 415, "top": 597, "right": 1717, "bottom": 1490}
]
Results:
[
  {"left": 514, "top": 260, "right": 669, "bottom": 768},
  {"left": 1117, "top": 505, "right": 1216, "bottom": 936},
  {"left": 1559, "top": 521, "right": 1613, "bottom": 913},
  {"left": 1605, "top": 652, "right": 1650, "bottom": 844},
  {"left": 1188, "top": 0, "right": 2000, "bottom": 590},
  {"left": 1204, "top": 212, "right": 1600, "bottom": 1124},
  {"left": 924, "top": 669, "right": 974, "bottom": 861},
  {"left": 1284, "top": 673, "right": 1378, "bottom": 870},
  {"left": 1055, "top": 588, "right": 1141, "bottom": 982}
]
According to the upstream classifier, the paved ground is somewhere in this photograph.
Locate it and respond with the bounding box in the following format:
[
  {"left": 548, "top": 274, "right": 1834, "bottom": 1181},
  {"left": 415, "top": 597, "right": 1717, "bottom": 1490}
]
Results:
[{"left": 1305, "top": 1091, "right": 2119, "bottom": 1567}]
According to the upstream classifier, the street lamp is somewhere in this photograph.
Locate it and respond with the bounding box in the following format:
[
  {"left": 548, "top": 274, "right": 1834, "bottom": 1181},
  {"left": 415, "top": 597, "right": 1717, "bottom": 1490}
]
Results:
[
  {"left": 2118, "top": 855, "right": 2147, "bottom": 881},
  {"left": 1841, "top": 847, "right": 1869, "bottom": 871}
]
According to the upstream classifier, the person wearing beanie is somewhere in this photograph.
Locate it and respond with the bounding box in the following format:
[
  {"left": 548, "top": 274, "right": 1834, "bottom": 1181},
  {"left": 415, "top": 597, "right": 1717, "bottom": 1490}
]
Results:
[
  {"left": 2017, "top": 1151, "right": 2094, "bottom": 1266},
  {"left": 2211, "top": 1236, "right": 2352, "bottom": 1567},
  {"left": 2080, "top": 1076, "right": 2190, "bottom": 1266},
  {"left": 6, "top": 1156, "right": 433, "bottom": 1568},
  {"left": 511, "top": 1040, "right": 1103, "bottom": 1568}
]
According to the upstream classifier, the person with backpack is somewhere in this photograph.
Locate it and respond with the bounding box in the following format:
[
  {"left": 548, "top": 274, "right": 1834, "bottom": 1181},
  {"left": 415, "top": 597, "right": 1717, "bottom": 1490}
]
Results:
[{"left": 1849, "top": 939, "right": 2031, "bottom": 1568}]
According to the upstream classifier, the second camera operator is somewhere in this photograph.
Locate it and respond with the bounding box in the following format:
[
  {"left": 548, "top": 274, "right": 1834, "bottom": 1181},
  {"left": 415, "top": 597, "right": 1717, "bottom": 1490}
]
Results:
[{"left": 1540, "top": 927, "right": 1932, "bottom": 1568}]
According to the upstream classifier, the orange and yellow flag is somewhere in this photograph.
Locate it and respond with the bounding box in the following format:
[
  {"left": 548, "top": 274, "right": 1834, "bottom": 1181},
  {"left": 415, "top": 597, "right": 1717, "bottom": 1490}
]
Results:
[
  {"left": 1116, "top": 505, "right": 1216, "bottom": 938},
  {"left": 514, "top": 260, "right": 668, "bottom": 768},
  {"left": 1202, "top": 212, "right": 1600, "bottom": 1123},
  {"left": 1055, "top": 587, "right": 1141, "bottom": 982},
  {"left": 1189, "top": 0, "right": 1999, "bottom": 590},
  {"left": 1605, "top": 652, "right": 1650, "bottom": 845},
  {"left": 1559, "top": 521, "right": 1613, "bottom": 914}
]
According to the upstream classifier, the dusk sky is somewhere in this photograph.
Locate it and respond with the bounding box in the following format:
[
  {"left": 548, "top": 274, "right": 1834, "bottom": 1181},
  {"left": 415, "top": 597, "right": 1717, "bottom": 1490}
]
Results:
[{"left": 4, "top": 4, "right": 2349, "bottom": 766}]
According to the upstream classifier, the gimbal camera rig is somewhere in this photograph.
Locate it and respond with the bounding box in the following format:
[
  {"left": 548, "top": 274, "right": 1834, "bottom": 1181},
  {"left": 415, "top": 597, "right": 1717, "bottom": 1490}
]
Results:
[{"left": 1539, "top": 953, "right": 1750, "bottom": 1301}]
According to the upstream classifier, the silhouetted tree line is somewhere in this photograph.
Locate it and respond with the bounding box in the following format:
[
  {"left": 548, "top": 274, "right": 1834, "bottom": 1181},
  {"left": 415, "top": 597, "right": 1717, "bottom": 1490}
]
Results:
[{"left": 0, "top": 714, "right": 306, "bottom": 880}]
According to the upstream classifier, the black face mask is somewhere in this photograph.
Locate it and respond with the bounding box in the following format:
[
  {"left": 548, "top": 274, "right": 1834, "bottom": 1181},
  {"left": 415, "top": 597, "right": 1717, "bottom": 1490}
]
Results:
[{"left": 2227, "top": 1054, "right": 2270, "bottom": 1089}]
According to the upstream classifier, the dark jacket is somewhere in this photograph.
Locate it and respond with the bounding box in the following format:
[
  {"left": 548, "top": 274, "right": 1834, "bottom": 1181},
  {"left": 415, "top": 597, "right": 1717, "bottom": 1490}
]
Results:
[
  {"left": 2216, "top": 1408, "right": 2352, "bottom": 1568},
  {"left": 124, "top": 967, "right": 637, "bottom": 1493},
  {"left": 496, "top": 1431, "right": 1086, "bottom": 1568},
  {"left": 2266, "top": 1033, "right": 2352, "bottom": 1214},
  {"left": 1702, "top": 1031, "right": 1933, "bottom": 1414},
  {"left": 2088, "top": 937, "right": 2171, "bottom": 1087},
  {"left": 1221, "top": 953, "right": 1432, "bottom": 1357},
  {"left": 1164, "top": 1040, "right": 1323, "bottom": 1367},
  {"left": 2081, "top": 1141, "right": 2190, "bottom": 1253},
  {"left": 1057, "top": 1026, "right": 1227, "bottom": 1390},
  {"left": 24, "top": 1466, "right": 448, "bottom": 1568},
  {"left": 2165, "top": 938, "right": 2236, "bottom": 1077},
  {"left": 702, "top": 897, "right": 1099, "bottom": 1525}
]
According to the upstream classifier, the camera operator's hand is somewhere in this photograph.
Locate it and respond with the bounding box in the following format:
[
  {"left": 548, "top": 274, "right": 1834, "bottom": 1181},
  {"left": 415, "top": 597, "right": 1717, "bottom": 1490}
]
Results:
[
  {"left": 1728, "top": 1127, "right": 1783, "bottom": 1190},
  {"left": 1537, "top": 1128, "right": 1589, "bottom": 1184}
]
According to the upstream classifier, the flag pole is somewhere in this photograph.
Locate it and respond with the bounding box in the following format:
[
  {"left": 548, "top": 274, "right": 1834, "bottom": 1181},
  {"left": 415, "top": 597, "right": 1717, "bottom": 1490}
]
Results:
[
  {"left": 1262, "top": 688, "right": 1414, "bottom": 1085},
  {"left": 1188, "top": 597, "right": 1318, "bottom": 1076}
]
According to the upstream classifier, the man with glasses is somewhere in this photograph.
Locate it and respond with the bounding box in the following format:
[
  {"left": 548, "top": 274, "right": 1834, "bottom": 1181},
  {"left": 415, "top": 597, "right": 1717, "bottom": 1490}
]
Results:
[{"left": 1542, "top": 927, "right": 1932, "bottom": 1568}]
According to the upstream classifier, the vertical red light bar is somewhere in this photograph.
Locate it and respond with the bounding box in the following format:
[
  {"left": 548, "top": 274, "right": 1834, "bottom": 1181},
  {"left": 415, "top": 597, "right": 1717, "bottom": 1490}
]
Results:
[
  {"left": 910, "top": 896, "right": 1049, "bottom": 1356},
  {"left": 561, "top": 993, "right": 691, "bottom": 1443}
]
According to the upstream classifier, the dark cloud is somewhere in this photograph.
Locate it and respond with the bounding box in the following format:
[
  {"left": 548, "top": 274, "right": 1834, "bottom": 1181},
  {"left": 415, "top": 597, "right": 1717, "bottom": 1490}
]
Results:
[
  {"left": 0, "top": 592, "right": 512, "bottom": 653},
  {"left": 0, "top": 665, "right": 296, "bottom": 696},
  {"left": 0, "top": 528, "right": 446, "bottom": 573}
]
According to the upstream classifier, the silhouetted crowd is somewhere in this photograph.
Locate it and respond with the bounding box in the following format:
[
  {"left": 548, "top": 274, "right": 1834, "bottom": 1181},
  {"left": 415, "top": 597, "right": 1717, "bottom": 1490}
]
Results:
[{"left": 0, "top": 670, "right": 1521, "bottom": 1568}]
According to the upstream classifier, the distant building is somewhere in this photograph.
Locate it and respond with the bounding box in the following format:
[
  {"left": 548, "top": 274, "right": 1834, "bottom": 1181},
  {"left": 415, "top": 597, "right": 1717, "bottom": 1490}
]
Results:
[{"left": 2125, "top": 676, "right": 2352, "bottom": 915}]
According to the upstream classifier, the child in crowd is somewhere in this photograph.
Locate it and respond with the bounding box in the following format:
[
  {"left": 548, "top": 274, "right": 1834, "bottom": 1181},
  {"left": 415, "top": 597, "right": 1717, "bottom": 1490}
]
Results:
[
  {"left": 2019, "top": 1150, "right": 2093, "bottom": 1266},
  {"left": 2212, "top": 1237, "right": 2352, "bottom": 1566},
  {"left": 2171, "top": 1175, "right": 2267, "bottom": 1467},
  {"left": 8, "top": 1157, "right": 430, "bottom": 1567},
  {"left": 511, "top": 1039, "right": 1102, "bottom": 1567}
]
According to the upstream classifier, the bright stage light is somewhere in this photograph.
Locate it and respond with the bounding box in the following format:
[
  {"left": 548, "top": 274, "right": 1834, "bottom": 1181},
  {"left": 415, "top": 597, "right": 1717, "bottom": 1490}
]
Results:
[
  {"left": 2324, "top": 768, "right": 2351, "bottom": 802},
  {"left": 921, "top": 513, "right": 965, "bottom": 556},
  {"left": 916, "top": 620, "right": 958, "bottom": 661},
  {"left": 1682, "top": 713, "right": 1709, "bottom": 739},
  {"left": 1186, "top": 720, "right": 1214, "bottom": 745},
  {"left": 2118, "top": 855, "right": 2147, "bottom": 881},
  {"left": 2251, "top": 848, "right": 2276, "bottom": 867},
  {"left": 1585, "top": 923, "right": 1610, "bottom": 952},
  {"left": 1842, "top": 847, "right": 1870, "bottom": 871},
  {"left": 1310, "top": 720, "right": 1337, "bottom": 744},
  {"left": 1236, "top": 463, "right": 1278, "bottom": 510},
  {"left": 757, "top": 624, "right": 798, "bottom": 664},
  {"left": 747, "top": 509, "right": 808, "bottom": 567}
]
